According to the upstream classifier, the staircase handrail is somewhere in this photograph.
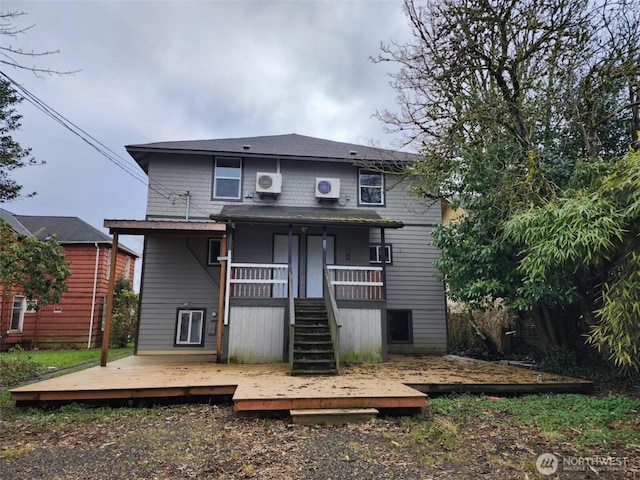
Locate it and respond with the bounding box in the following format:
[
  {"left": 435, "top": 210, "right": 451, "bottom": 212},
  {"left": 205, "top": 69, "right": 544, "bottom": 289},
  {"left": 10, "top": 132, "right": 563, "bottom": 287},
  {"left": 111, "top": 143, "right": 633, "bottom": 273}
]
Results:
[
  {"left": 288, "top": 263, "right": 295, "bottom": 369},
  {"left": 323, "top": 265, "right": 341, "bottom": 372}
]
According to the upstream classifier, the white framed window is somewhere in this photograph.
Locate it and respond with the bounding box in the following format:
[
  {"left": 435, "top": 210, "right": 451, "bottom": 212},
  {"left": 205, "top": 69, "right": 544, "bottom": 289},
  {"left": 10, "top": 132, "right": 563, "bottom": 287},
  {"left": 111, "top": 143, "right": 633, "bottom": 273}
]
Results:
[
  {"left": 106, "top": 250, "right": 112, "bottom": 279},
  {"left": 124, "top": 256, "right": 131, "bottom": 279},
  {"left": 369, "top": 244, "right": 392, "bottom": 264},
  {"left": 359, "top": 169, "right": 384, "bottom": 205},
  {"left": 10, "top": 296, "right": 26, "bottom": 332},
  {"left": 213, "top": 157, "right": 242, "bottom": 199},
  {"left": 207, "top": 238, "right": 222, "bottom": 265},
  {"left": 175, "top": 309, "right": 205, "bottom": 346},
  {"left": 26, "top": 300, "right": 38, "bottom": 312}
]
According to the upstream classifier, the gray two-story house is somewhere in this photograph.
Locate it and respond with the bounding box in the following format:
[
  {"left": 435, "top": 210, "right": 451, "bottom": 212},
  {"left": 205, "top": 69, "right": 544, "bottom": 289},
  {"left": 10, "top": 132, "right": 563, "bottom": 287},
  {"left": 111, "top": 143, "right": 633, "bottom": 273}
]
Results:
[{"left": 107, "top": 134, "right": 446, "bottom": 371}]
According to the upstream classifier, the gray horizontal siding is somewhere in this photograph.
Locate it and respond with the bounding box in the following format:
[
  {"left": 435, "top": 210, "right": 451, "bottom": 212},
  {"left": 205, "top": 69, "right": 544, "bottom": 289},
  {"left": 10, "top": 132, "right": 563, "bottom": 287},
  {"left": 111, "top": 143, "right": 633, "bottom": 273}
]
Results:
[
  {"left": 141, "top": 152, "right": 447, "bottom": 355},
  {"left": 137, "top": 236, "right": 219, "bottom": 352},
  {"left": 374, "top": 225, "right": 447, "bottom": 354}
]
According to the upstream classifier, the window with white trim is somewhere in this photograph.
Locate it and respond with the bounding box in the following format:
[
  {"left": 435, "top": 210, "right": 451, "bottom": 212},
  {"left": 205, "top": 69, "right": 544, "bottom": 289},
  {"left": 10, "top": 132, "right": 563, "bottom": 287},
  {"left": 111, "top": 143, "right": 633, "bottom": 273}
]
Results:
[
  {"left": 213, "top": 157, "right": 242, "bottom": 199},
  {"left": 369, "top": 244, "right": 392, "bottom": 264},
  {"left": 124, "top": 256, "right": 131, "bottom": 279},
  {"left": 359, "top": 170, "right": 384, "bottom": 205},
  {"left": 175, "top": 309, "right": 205, "bottom": 346},
  {"left": 10, "top": 296, "right": 26, "bottom": 332},
  {"left": 208, "top": 238, "right": 222, "bottom": 265}
]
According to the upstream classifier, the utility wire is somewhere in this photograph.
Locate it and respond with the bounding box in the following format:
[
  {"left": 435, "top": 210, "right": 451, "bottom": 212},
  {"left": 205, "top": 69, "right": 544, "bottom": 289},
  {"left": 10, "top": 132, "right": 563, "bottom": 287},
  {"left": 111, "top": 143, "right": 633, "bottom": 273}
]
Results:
[{"left": 0, "top": 70, "right": 213, "bottom": 218}]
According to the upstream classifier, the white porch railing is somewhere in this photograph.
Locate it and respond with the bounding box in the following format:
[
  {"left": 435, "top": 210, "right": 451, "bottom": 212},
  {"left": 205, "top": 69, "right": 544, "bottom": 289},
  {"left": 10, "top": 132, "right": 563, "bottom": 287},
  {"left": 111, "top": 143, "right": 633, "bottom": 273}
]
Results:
[
  {"left": 229, "top": 263, "right": 289, "bottom": 298},
  {"left": 226, "top": 263, "right": 383, "bottom": 302},
  {"left": 327, "top": 265, "right": 384, "bottom": 300}
]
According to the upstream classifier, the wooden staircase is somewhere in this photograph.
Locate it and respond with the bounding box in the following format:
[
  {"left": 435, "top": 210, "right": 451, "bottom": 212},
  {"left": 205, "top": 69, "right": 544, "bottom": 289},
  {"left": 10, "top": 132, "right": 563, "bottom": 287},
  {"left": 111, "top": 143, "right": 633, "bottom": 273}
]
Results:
[{"left": 291, "top": 298, "right": 337, "bottom": 376}]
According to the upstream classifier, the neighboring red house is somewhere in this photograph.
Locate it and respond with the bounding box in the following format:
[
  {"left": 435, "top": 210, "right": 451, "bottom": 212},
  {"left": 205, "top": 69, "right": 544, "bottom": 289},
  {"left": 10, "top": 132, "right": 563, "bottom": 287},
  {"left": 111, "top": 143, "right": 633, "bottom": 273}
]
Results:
[{"left": 0, "top": 209, "right": 138, "bottom": 350}]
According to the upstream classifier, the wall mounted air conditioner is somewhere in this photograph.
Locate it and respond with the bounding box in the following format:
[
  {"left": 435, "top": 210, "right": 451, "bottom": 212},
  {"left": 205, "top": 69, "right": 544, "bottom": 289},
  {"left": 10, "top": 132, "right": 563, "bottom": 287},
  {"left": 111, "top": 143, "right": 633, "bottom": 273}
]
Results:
[
  {"left": 256, "top": 172, "right": 282, "bottom": 195},
  {"left": 315, "top": 178, "right": 340, "bottom": 199}
]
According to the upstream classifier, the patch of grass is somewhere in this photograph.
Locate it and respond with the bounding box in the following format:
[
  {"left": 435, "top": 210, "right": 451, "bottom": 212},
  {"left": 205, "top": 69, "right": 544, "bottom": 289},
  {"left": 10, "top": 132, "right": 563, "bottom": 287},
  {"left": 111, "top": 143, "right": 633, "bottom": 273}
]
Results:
[
  {"left": 1, "top": 345, "right": 133, "bottom": 370},
  {"left": 427, "top": 393, "right": 640, "bottom": 453},
  {"left": 0, "top": 445, "right": 35, "bottom": 461},
  {"left": 0, "top": 357, "right": 48, "bottom": 386}
]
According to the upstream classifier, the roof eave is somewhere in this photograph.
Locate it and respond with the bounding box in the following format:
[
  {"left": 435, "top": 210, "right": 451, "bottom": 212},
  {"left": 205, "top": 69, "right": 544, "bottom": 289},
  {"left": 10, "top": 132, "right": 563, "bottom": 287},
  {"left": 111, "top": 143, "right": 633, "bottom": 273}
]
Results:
[{"left": 208, "top": 213, "right": 403, "bottom": 229}]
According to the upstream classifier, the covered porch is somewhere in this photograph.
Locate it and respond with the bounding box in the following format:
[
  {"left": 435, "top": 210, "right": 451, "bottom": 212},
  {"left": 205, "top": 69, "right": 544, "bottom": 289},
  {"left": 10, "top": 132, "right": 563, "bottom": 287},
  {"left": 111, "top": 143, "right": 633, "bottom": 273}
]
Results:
[{"left": 103, "top": 206, "right": 403, "bottom": 370}]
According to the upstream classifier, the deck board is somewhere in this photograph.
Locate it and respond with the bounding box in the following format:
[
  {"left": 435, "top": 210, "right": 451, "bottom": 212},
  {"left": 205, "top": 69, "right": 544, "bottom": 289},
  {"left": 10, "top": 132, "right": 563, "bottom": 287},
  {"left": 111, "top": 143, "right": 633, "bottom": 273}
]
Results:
[{"left": 9, "top": 354, "right": 592, "bottom": 409}]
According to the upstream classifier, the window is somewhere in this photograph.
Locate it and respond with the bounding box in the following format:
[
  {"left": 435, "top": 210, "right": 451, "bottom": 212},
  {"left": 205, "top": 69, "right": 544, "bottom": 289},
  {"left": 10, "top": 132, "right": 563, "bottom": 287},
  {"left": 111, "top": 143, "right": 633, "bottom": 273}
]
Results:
[
  {"left": 359, "top": 170, "right": 384, "bottom": 205},
  {"left": 175, "top": 309, "right": 206, "bottom": 346},
  {"left": 369, "top": 244, "right": 392, "bottom": 264},
  {"left": 208, "top": 238, "right": 222, "bottom": 265},
  {"left": 26, "top": 300, "right": 38, "bottom": 312},
  {"left": 106, "top": 250, "right": 112, "bottom": 279},
  {"left": 387, "top": 310, "right": 413, "bottom": 344},
  {"left": 213, "top": 157, "right": 242, "bottom": 199},
  {"left": 10, "top": 296, "right": 26, "bottom": 332},
  {"left": 124, "top": 256, "right": 131, "bottom": 279}
]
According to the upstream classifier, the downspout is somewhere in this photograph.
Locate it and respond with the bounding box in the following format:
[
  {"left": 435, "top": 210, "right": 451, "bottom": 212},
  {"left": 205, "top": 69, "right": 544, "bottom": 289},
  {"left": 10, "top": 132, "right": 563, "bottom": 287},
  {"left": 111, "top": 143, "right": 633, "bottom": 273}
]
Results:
[
  {"left": 87, "top": 243, "right": 100, "bottom": 349},
  {"left": 185, "top": 191, "right": 191, "bottom": 221}
]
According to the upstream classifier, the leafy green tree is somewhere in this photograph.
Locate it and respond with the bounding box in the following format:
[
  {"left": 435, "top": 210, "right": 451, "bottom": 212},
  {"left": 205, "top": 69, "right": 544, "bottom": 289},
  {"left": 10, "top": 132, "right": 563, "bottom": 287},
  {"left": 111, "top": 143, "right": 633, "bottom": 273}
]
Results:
[
  {"left": 0, "top": 220, "right": 70, "bottom": 306},
  {"left": 505, "top": 150, "right": 640, "bottom": 372},
  {"left": 110, "top": 277, "right": 138, "bottom": 348},
  {"left": 377, "top": 0, "right": 639, "bottom": 367},
  {"left": 0, "top": 78, "right": 35, "bottom": 202}
]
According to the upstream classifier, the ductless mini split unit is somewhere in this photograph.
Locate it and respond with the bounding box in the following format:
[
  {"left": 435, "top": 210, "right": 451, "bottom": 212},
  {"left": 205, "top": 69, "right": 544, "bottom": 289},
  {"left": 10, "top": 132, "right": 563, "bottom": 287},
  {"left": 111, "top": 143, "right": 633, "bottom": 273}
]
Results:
[
  {"left": 256, "top": 172, "right": 282, "bottom": 195},
  {"left": 315, "top": 177, "right": 340, "bottom": 200}
]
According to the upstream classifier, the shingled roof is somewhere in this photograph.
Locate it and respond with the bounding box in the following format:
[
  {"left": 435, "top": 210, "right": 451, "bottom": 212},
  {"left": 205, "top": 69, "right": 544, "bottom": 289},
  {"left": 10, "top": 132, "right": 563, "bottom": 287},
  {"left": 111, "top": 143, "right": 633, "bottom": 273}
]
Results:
[
  {"left": 0, "top": 209, "right": 138, "bottom": 256},
  {"left": 126, "top": 133, "right": 418, "bottom": 171}
]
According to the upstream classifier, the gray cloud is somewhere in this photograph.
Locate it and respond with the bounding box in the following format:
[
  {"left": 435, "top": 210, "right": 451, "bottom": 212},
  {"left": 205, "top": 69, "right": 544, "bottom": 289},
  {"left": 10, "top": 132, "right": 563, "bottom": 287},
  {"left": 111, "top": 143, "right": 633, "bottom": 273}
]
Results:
[{"left": 3, "top": 0, "right": 411, "bottom": 287}]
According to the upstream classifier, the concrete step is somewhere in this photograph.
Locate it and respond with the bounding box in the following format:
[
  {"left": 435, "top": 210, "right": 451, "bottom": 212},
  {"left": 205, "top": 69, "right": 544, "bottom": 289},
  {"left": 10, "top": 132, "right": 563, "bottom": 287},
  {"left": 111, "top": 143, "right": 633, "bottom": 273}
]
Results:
[
  {"left": 290, "top": 408, "right": 379, "bottom": 425},
  {"left": 290, "top": 368, "right": 338, "bottom": 376}
]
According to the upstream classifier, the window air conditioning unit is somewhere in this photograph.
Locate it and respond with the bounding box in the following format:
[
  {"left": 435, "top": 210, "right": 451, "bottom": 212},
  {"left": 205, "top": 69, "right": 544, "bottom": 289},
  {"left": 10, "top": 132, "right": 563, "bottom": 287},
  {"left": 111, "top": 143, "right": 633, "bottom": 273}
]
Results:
[
  {"left": 315, "top": 178, "right": 340, "bottom": 200},
  {"left": 256, "top": 172, "right": 282, "bottom": 195}
]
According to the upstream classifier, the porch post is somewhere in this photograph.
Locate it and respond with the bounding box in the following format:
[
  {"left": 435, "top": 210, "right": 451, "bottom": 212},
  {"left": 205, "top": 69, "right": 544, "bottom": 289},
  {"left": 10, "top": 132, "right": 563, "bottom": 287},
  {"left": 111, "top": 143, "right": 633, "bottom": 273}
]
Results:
[
  {"left": 216, "top": 233, "right": 227, "bottom": 363},
  {"left": 100, "top": 232, "right": 119, "bottom": 367},
  {"left": 322, "top": 225, "right": 327, "bottom": 266},
  {"left": 380, "top": 228, "right": 387, "bottom": 300},
  {"left": 288, "top": 224, "right": 293, "bottom": 267}
]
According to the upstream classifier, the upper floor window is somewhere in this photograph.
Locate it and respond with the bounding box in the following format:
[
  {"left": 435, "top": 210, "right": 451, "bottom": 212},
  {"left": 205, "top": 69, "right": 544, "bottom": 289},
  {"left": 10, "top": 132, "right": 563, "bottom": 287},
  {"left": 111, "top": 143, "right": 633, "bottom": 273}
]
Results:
[
  {"left": 213, "top": 157, "right": 242, "bottom": 200},
  {"left": 359, "top": 170, "right": 384, "bottom": 205},
  {"left": 10, "top": 296, "right": 26, "bottom": 332}
]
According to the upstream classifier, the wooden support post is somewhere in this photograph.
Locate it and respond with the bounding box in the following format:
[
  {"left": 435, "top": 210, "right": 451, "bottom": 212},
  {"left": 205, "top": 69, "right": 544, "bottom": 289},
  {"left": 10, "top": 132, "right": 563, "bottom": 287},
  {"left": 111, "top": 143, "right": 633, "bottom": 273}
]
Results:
[
  {"left": 100, "top": 233, "right": 119, "bottom": 367},
  {"left": 216, "top": 234, "right": 227, "bottom": 363},
  {"left": 380, "top": 228, "right": 387, "bottom": 300}
]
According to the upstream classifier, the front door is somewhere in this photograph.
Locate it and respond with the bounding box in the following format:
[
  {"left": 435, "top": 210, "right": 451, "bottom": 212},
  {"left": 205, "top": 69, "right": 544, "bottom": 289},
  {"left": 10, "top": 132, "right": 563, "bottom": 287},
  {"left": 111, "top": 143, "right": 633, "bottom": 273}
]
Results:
[
  {"left": 273, "top": 234, "right": 299, "bottom": 297},
  {"left": 306, "top": 235, "right": 335, "bottom": 297}
]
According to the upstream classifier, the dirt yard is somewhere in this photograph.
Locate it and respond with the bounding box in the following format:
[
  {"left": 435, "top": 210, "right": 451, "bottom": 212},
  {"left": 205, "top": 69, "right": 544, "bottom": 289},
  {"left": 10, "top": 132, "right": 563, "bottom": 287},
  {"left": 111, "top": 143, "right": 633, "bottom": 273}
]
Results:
[{"left": 1, "top": 395, "right": 638, "bottom": 480}]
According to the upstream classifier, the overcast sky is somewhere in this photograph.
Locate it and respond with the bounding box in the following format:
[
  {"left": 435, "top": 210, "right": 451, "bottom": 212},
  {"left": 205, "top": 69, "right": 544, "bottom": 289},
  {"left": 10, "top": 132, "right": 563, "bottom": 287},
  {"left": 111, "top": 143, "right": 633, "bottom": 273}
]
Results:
[{"left": 2, "top": 0, "right": 412, "bottom": 286}]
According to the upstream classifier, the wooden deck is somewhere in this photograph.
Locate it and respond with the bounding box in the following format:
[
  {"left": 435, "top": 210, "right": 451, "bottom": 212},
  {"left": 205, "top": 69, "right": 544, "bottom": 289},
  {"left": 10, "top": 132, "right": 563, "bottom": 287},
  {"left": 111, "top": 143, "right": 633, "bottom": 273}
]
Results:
[{"left": 9, "top": 354, "right": 593, "bottom": 413}]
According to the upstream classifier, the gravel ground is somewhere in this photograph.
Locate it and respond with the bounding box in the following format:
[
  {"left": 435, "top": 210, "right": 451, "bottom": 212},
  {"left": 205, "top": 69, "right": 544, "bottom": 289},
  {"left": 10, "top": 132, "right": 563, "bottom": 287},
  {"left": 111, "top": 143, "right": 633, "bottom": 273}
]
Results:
[{"left": 1, "top": 402, "right": 638, "bottom": 479}]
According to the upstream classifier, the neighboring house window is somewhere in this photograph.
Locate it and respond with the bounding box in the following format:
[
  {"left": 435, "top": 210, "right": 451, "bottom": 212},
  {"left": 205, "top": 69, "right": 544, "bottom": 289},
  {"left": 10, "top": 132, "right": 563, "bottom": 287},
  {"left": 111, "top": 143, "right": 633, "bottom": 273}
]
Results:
[
  {"left": 369, "top": 244, "right": 392, "bottom": 264},
  {"left": 387, "top": 310, "right": 413, "bottom": 344},
  {"left": 213, "top": 157, "right": 242, "bottom": 199},
  {"left": 208, "top": 238, "right": 222, "bottom": 265},
  {"left": 106, "top": 250, "right": 112, "bottom": 279},
  {"left": 124, "top": 256, "right": 131, "bottom": 279},
  {"left": 10, "top": 296, "right": 26, "bottom": 332},
  {"left": 175, "top": 309, "right": 206, "bottom": 346},
  {"left": 359, "top": 170, "right": 384, "bottom": 205}
]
